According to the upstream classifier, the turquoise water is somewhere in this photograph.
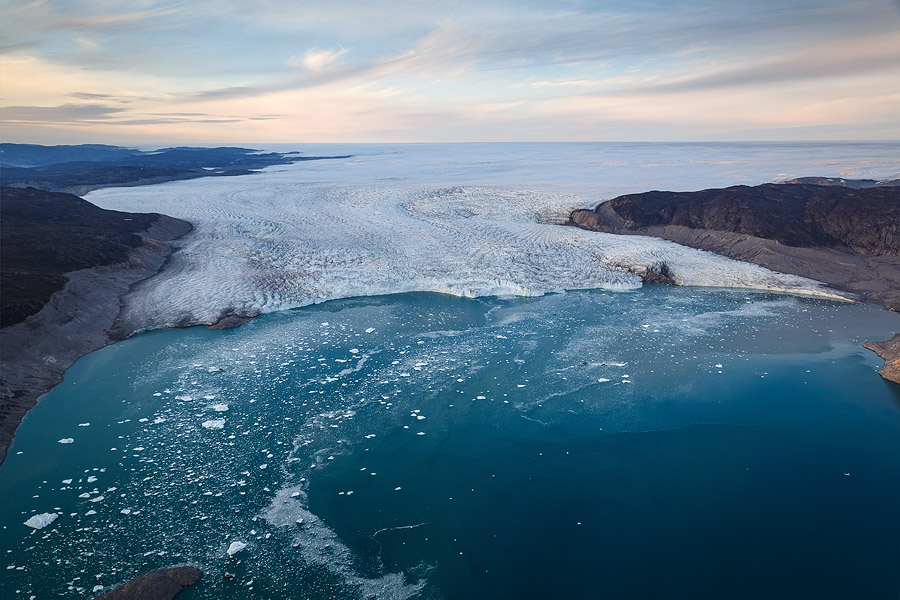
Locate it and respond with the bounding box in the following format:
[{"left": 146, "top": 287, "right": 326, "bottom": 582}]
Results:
[{"left": 2, "top": 287, "right": 899, "bottom": 598}]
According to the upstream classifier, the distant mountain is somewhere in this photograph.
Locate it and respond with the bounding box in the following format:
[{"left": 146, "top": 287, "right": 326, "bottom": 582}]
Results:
[
  {"left": 0, "top": 144, "right": 352, "bottom": 194},
  {"left": 0, "top": 143, "right": 142, "bottom": 167}
]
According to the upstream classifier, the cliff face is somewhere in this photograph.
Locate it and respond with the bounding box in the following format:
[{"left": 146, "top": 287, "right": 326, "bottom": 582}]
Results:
[{"left": 570, "top": 182, "right": 900, "bottom": 312}]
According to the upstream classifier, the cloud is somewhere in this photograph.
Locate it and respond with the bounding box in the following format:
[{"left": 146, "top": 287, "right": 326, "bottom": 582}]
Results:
[
  {"left": 0, "top": 103, "right": 125, "bottom": 124},
  {"left": 620, "top": 31, "right": 900, "bottom": 95},
  {"left": 289, "top": 47, "right": 350, "bottom": 71}
]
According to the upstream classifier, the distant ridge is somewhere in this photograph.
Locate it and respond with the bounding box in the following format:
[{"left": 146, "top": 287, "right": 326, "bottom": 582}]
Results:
[{"left": 0, "top": 143, "right": 352, "bottom": 195}]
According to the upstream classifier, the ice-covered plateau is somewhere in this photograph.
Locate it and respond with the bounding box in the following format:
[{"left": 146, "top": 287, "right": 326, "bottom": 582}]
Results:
[{"left": 86, "top": 167, "right": 847, "bottom": 330}]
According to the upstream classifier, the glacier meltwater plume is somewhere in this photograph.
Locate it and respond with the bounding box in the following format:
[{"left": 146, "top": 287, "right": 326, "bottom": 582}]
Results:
[{"left": 86, "top": 163, "right": 846, "bottom": 330}]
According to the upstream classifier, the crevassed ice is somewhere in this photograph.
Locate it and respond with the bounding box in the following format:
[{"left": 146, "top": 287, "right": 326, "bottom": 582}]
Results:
[{"left": 86, "top": 154, "right": 845, "bottom": 330}]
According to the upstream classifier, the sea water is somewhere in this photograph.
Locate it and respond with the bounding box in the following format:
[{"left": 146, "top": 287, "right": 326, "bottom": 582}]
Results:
[
  {"left": 3, "top": 142, "right": 900, "bottom": 598},
  {"left": 1, "top": 288, "right": 899, "bottom": 599}
]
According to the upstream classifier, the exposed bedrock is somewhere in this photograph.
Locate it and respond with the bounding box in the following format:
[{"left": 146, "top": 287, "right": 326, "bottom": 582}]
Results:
[
  {"left": 0, "top": 187, "right": 192, "bottom": 464},
  {"left": 570, "top": 182, "right": 900, "bottom": 311},
  {"left": 95, "top": 566, "right": 203, "bottom": 600},
  {"left": 863, "top": 334, "right": 900, "bottom": 385}
]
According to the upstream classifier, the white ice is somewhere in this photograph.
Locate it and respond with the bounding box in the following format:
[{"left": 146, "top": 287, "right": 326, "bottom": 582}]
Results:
[
  {"left": 201, "top": 419, "right": 226, "bottom": 429},
  {"left": 24, "top": 513, "right": 58, "bottom": 529},
  {"left": 58, "top": 438, "right": 74, "bottom": 444},
  {"left": 85, "top": 144, "right": 857, "bottom": 330},
  {"left": 226, "top": 541, "right": 247, "bottom": 556}
]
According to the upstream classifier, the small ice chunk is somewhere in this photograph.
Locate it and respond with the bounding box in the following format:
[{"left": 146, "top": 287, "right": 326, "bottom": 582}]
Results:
[
  {"left": 175, "top": 395, "right": 193, "bottom": 402},
  {"left": 78, "top": 423, "right": 90, "bottom": 427},
  {"left": 597, "top": 378, "right": 611, "bottom": 383},
  {"left": 227, "top": 541, "right": 247, "bottom": 556},
  {"left": 62, "top": 479, "right": 73, "bottom": 485},
  {"left": 89, "top": 495, "right": 105, "bottom": 503},
  {"left": 349, "top": 348, "right": 360, "bottom": 354},
  {"left": 120, "top": 508, "right": 132, "bottom": 515},
  {"left": 58, "top": 438, "right": 74, "bottom": 444},
  {"left": 365, "top": 328, "right": 376, "bottom": 333},
  {"left": 259, "top": 464, "right": 268, "bottom": 469},
  {"left": 208, "top": 367, "right": 223, "bottom": 373},
  {"left": 24, "top": 513, "right": 58, "bottom": 529},
  {"left": 211, "top": 403, "right": 229, "bottom": 412},
  {"left": 85, "top": 510, "right": 97, "bottom": 516},
  {"left": 714, "top": 364, "right": 723, "bottom": 369},
  {"left": 87, "top": 476, "right": 97, "bottom": 483},
  {"left": 202, "top": 419, "right": 226, "bottom": 430}
]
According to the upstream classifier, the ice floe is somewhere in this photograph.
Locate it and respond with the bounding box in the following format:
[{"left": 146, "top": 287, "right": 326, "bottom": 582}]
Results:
[
  {"left": 201, "top": 419, "right": 226, "bottom": 429},
  {"left": 226, "top": 541, "right": 247, "bottom": 556},
  {"left": 24, "top": 513, "right": 58, "bottom": 529},
  {"left": 58, "top": 438, "right": 74, "bottom": 444}
]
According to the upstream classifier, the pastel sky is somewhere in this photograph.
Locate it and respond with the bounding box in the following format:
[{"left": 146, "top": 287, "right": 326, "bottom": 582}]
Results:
[{"left": 1, "top": 0, "right": 899, "bottom": 144}]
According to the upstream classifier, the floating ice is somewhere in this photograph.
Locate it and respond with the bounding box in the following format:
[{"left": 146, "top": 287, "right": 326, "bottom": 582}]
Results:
[
  {"left": 58, "top": 438, "right": 74, "bottom": 444},
  {"left": 78, "top": 423, "right": 90, "bottom": 427},
  {"left": 24, "top": 513, "right": 58, "bottom": 529},
  {"left": 201, "top": 419, "right": 226, "bottom": 429},
  {"left": 226, "top": 541, "right": 247, "bottom": 556},
  {"left": 210, "top": 403, "right": 229, "bottom": 412}
]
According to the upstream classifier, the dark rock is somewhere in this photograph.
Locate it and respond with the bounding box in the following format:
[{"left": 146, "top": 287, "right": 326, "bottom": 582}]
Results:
[
  {"left": 863, "top": 334, "right": 900, "bottom": 385},
  {"left": 593, "top": 183, "right": 900, "bottom": 256},
  {"left": 1, "top": 187, "right": 160, "bottom": 327},
  {"left": 96, "top": 566, "right": 203, "bottom": 600}
]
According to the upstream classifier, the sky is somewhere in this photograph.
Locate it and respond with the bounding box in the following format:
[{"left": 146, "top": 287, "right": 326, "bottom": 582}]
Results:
[{"left": 1, "top": 0, "right": 899, "bottom": 144}]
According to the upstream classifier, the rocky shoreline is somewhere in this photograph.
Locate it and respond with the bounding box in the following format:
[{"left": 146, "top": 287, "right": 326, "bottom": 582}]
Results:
[
  {"left": 862, "top": 334, "right": 900, "bottom": 384},
  {"left": 569, "top": 180, "right": 900, "bottom": 384},
  {"left": 0, "top": 208, "right": 192, "bottom": 464}
]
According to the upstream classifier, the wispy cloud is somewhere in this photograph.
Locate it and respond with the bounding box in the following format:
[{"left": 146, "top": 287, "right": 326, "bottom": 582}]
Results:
[{"left": 289, "top": 47, "right": 351, "bottom": 71}]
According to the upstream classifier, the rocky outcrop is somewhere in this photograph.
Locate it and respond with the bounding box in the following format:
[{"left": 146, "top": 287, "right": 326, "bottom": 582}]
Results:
[
  {"left": 862, "top": 334, "right": 900, "bottom": 384},
  {"left": 0, "top": 187, "right": 192, "bottom": 464},
  {"left": 570, "top": 182, "right": 900, "bottom": 311},
  {"left": 96, "top": 566, "right": 203, "bottom": 600}
]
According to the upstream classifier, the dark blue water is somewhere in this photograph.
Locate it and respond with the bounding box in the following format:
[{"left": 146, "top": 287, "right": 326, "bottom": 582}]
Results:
[{"left": 2, "top": 287, "right": 899, "bottom": 599}]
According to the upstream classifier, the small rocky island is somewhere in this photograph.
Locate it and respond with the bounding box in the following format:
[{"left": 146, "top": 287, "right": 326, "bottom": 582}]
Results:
[
  {"left": 96, "top": 566, "right": 203, "bottom": 600},
  {"left": 569, "top": 179, "right": 900, "bottom": 382}
]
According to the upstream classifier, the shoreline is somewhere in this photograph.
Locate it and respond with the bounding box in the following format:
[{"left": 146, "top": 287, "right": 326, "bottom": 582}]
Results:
[{"left": 0, "top": 216, "right": 192, "bottom": 464}]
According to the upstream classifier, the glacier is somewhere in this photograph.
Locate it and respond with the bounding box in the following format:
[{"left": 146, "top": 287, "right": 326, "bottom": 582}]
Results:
[{"left": 85, "top": 143, "right": 868, "bottom": 330}]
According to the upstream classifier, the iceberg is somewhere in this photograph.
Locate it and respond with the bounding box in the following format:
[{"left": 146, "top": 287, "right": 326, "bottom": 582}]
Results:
[
  {"left": 226, "top": 541, "right": 247, "bottom": 556},
  {"left": 24, "top": 513, "right": 58, "bottom": 529},
  {"left": 58, "top": 438, "right": 74, "bottom": 444},
  {"left": 202, "top": 419, "right": 226, "bottom": 429}
]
